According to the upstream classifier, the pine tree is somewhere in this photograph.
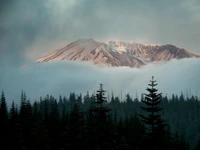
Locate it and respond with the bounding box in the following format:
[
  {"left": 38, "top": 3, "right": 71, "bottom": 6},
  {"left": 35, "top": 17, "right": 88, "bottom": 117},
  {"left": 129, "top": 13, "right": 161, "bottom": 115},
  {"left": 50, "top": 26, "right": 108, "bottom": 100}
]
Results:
[
  {"left": 9, "top": 101, "right": 18, "bottom": 149},
  {"left": 32, "top": 101, "right": 49, "bottom": 149},
  {"left": 0, "top": 91, "right": 8, "bottom": 150},
  {"left": 0, "top": 91, "right": 8, "bottom": 118},
  {"left": 118, "top": 136, "right": 130, "bottom": 150},
  {"left": 89, "top": 83, "right": 112, "bottom": 149},
  {"left": 139, "top": 76, "right": 170, "bottom": 150},
  {"left": 91, "top": 83, "right": 110, "bottom": 122},
  {"left": 20, "top": 91, "right": 27, "bottom": 118},
  {"left": 195, "top": 136, "right": 200, "bottom": 150},
  {"left": 63, "top": 102, "right": 85, "bottom": 150},
  {"left": 49, "top": 99, "right": 60, "bottom": 149}
]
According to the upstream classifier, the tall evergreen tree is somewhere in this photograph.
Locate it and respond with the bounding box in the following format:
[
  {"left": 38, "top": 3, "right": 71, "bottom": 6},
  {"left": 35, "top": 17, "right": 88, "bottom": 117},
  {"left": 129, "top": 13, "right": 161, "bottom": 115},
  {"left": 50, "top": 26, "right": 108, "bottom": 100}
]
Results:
[
  {"left": 32, "top": 101, "right": 49, "bottom": 149},
  {"left": 0, "top": 91, "right": 8, "bottom": 150},
  {"left": 0, "top": 91, "right": 8, "bottom": 118},
  {"left": 195, "top": 136, "right": 200, "bottom": 150},
  {"left": 89, "top": 83, "right": 112, "bottom": 149},
  {"left": 91, "top": 83, "right": 110, "bottom": 121},
  {"left": 9, "top": 101, "right": 19, "bottom": 149},
  {"left": 49, "top": 99, "right": 60, "bottom": 149},
  {"left": 139, "top": 76, "right": 170, "bottom": 150},
  {"left": 63, "top": 102, "right": 85, "bottom": 150}
]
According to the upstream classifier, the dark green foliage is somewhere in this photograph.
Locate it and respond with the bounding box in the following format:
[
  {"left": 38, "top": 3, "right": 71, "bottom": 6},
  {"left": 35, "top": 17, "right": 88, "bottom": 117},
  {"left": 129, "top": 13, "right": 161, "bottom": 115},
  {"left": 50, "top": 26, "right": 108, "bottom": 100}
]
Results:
[
  {"left": 62, "top": 102, "right": 85, "bottom": 150},
  {"left": 0, "top": 91, "right": 8, "bottom": 150},
  {"left": 1, "top": 81, "right": 200, "bottom": 149},
  {"left": 118, "top": 136, "right": 130, "bottom": 150},
  {"left": 195, "top": 137, "right": 200, "bottom": 150},
  {"left": 0, "top": 91, "right": 8, "bottom": 118},
  {"left": 139, "top": 76, "right": 172, "bottom": 150},
  {"left": 31, "top": 102, "right": 49, "bottom": 149},
  {"left": 89, "top": 83, "right": 113, "bottom": 149}
]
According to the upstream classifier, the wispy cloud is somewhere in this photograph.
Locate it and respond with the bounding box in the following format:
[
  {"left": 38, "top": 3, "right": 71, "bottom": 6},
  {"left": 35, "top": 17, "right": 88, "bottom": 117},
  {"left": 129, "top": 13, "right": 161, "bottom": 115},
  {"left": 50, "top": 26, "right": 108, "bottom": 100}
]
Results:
[
  {"left": 0, "top": 58, "right": 199, "bottom": 105},
  {"left": 181, "top": 0, "right": 200, "bottom": 22},
  {"left": 0, "top": 0, "right": 200, "bottom": 105},
  {"left": 0, "top": 0, "right": 200, "bottom": 68}
]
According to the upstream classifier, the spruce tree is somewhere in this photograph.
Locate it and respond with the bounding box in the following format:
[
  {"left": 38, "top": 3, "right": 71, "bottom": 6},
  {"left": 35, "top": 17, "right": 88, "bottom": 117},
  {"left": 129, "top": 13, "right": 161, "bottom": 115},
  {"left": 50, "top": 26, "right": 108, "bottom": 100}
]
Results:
[
  {"left": 0, "top": 91, "right": 8, "bottom": 118},
  {"left": 32, "top": 102, "right": 49, "bottom": 149},
  {"left": 0, "top": 91, "right": 8, "bottom": 150},
  {"left": 63, "top": 102, "right": 85, "bottom": 150},
  {"left": 89, "top": 83, "right": 112, "bottom": 149},
  {"left": 9, "top": 101, "right": 18, "bottom": 149},
  {"left": 139, "top": 76, "right": 169, "bottom": 150},
  {"left": 91, "top": 83, "right": 110, "bottom": 121},
  {"left": 118, "top": 136, "right": 130, "bottom": 150},
  {"left": 195, "top": 136, "right": 200, "bottom": 150},
  {"left": 49, "top": 99, "right": 60, "bottom": 149}
]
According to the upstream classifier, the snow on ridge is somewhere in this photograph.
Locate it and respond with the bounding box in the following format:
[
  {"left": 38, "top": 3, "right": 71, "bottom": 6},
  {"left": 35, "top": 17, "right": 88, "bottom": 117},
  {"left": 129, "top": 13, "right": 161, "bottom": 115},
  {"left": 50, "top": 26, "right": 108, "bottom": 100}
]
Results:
[
  {"left": 35, "top": 38, "right": 200, "bottom": 68},
  {"left": 143, "top": 44, "right": 161, "bottom": 46},
  {"left": 105, "top": 40, "right": 130, "bottom": 52}
]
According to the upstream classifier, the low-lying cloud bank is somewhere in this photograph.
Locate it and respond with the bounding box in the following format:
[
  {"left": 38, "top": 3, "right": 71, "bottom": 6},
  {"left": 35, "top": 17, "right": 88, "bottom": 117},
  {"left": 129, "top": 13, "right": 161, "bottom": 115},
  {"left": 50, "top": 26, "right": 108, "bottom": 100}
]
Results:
[{"left": 0, "top": 58, "right": 200, "bottom": 105}]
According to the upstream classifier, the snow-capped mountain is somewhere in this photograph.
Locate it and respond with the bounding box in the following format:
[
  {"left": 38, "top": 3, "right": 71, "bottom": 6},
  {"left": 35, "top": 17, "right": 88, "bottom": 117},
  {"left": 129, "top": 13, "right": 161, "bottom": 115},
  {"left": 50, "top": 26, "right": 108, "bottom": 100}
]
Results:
[{"left": 36, "top": 38, "right": 200, "bottom": 67}]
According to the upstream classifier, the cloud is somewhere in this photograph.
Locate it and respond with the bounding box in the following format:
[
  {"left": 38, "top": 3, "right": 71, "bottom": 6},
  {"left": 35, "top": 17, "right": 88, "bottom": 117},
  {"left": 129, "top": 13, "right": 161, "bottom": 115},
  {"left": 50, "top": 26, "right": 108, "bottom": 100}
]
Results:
[
  {"left": 0, "top": 58, "right": 200, "bottom": 106},
  {"left": 0, "top": 0, "right": 200, "bottom": 68},
  {"left": 0, "top": 0, "right": 200, "bottom": 107},
  {"left": 181, "top": 0, "right": 200, "bottom": 22}
]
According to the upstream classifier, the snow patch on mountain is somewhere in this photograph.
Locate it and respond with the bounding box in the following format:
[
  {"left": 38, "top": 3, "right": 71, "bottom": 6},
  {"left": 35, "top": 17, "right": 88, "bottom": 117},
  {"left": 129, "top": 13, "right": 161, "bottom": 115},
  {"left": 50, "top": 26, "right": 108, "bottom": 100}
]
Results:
[{"left": 36, "top": 38, "right": 200, "bottom": 68}]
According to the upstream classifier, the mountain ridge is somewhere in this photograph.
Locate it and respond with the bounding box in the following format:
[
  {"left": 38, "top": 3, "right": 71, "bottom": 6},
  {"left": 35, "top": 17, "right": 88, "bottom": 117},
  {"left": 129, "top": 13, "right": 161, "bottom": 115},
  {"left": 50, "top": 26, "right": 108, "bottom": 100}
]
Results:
[{"left": 36, "top": 38, "right": 200, "bottom": 68}]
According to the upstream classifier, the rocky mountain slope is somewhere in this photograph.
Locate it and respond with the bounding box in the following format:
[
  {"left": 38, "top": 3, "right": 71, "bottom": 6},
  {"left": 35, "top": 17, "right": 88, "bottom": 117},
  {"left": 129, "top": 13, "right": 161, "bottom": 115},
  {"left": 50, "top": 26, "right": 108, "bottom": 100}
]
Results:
[{"left": 36, "top": 38, "right": 200, "bottom": 67}]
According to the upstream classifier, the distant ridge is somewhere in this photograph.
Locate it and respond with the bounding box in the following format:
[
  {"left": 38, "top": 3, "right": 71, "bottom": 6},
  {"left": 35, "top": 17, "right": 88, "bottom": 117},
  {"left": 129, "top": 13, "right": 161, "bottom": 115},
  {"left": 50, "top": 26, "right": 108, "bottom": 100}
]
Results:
[{"left": 36, "top": 38, "right": 200, "bottom": 68}]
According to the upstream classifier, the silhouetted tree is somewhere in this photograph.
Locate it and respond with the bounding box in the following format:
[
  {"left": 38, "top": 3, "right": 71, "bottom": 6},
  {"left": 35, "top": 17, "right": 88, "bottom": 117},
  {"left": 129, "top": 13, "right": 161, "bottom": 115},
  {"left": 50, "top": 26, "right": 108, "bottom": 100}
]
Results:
[
  {"left": 89, "top": 83, "right": 112, "bottom": 149},
  {"left": 0, "top": 91, "right": 8, "bottom": 150},
  {"left": 139, "top": 76, "right": 170, "bottom": 150},
  {"left": 0, "top": 84, "right": 197, "bottom": 149},
  {"left": 63, "top": 102, "right": 85, "bottom": 150},
  {"left": 195, "top": 136, "right": 200, "bottom": 150}
]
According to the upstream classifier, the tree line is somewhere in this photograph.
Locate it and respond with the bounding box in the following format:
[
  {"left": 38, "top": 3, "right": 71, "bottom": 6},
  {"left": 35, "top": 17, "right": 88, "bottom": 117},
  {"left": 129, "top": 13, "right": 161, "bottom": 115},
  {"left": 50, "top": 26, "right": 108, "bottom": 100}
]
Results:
[{"left": 0, "top": 76, "right": 200, "bottom": 149}]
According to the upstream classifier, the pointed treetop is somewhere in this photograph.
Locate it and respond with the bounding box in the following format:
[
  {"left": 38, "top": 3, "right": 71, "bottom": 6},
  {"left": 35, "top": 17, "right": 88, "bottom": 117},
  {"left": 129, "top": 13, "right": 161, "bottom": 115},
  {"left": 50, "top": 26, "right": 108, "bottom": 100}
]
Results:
[
  {"left": 100, "top": 83, "right": 103, "bottom": 91},
  {"left": 1, "top": 90, "right": 5, "bottom": 99},
  {"left": 151, "top": 76, "right": 156, "bottom": 82}
]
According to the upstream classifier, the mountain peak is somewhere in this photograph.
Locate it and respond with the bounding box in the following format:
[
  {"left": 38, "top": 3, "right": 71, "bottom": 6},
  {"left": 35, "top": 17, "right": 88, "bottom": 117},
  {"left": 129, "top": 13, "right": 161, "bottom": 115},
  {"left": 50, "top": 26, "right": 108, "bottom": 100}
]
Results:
[
  {"left": 76, "top": 38, "right": 95, "bottom": 42},
  {"left": 36, "top": 38, "right": 200, "bottom": 67}
]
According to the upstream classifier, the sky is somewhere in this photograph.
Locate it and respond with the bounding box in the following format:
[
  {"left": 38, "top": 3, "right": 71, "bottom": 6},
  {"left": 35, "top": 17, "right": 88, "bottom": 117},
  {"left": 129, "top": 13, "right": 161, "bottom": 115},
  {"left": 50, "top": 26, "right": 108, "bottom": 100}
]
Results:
[
  {"left": 0, "top": 0, "right": 200, "bottom": 66},
  {"left": 0, "top": 0, "right": 200, "bottom": 104}
]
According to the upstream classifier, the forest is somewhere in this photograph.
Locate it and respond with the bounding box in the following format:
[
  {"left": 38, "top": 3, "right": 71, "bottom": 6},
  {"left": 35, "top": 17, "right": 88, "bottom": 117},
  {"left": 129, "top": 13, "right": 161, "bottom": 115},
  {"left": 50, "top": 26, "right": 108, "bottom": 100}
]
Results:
[{"left": 0, "top": 76, "right": 200, "bottom": 150}]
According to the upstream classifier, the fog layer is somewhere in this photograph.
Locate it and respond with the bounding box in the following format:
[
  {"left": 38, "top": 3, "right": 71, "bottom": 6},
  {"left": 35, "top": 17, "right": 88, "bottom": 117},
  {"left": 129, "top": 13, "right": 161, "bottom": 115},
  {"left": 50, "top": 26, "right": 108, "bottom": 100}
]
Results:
[{"left": 0, "top": 58, "right": 199, "bottom": 105}]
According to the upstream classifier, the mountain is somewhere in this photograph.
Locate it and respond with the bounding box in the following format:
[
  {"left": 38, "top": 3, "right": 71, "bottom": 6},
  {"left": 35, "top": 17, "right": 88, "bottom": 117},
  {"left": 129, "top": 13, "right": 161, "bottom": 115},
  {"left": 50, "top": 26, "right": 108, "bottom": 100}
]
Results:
[{"left": 36, "top": 38, "right": 200, "bottom": 68}]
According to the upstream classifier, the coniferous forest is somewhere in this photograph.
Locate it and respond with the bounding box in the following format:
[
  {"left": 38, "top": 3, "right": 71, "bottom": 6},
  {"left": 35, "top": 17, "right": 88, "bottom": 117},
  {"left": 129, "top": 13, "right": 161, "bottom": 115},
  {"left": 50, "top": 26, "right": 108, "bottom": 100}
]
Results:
[{"left": 1, "top": 77, "right": 200, "bottom": 150}]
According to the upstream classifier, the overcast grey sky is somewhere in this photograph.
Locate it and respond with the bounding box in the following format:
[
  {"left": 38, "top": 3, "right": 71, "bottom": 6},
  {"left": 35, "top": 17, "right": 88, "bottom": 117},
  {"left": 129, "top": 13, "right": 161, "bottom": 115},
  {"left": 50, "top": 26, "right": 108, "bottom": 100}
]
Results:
[
  {"left": 0, "top": 0, "right": 200, "bottom": 103},
  {"left": 0, "top": 0, "right": 200, "bottom": 66}
]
